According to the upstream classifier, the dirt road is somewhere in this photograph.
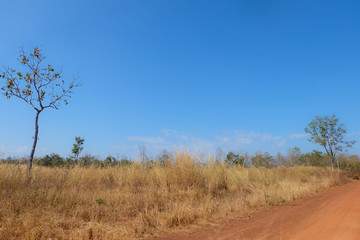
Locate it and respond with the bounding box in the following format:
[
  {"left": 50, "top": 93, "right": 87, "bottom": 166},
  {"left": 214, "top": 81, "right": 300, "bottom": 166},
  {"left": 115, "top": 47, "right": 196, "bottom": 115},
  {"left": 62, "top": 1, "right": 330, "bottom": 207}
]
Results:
[{"left": 154, "top": 180, "right": 360, "bottom": 240}]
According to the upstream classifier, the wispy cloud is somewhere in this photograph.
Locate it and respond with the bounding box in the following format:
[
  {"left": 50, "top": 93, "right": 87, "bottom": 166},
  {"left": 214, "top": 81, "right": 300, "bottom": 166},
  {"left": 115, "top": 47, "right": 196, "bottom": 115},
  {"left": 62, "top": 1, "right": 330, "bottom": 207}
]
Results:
[
  {"left": 289, "top": 133, "right": 308, "bottom": 139},
  {"left": 196, "top": 131, "right": 280, "bottom": 151},
  {"left": 234, "top": 134, "right": 253, "bottom": 144},
  {"left": 261, "top": 133, "right": 281, "bottom": 141},
  {"left": 13, "top": 146, "right": 29, "bottom": 154},
  {"left": 40, "top": 148, "right": 48, "bottom": 154},
  {"left": 214, "top": 136, "right": 230, "bottom": 143},
  {"left": 274, "top": 140, "right": 286, "bottom": 148},
  {"left": 161, "top": 129, "right": 189, "bottom": 140},
  {"left": 0, "top": 145, "right": 4, "bottom": 157},
  {"left": 119, "top": 129, "right": 312, "bottom": 157},
  {"left": 0, "top": 145, "right": 29, "bottom": 157},
  {"left": 348, "top": 132, "right": 360, "bottom": 137},
  {"left": 127, "top": 136, "right": 165, "bottom": 144},
  {"left": 216, "top": 132, "right": 281, "bottom": 145},
  {"left": 112, "top": 145, "right": 129, "bottom": 150},
  {"left": 188, "top": 137, "right": 216, "bottom": 152}
]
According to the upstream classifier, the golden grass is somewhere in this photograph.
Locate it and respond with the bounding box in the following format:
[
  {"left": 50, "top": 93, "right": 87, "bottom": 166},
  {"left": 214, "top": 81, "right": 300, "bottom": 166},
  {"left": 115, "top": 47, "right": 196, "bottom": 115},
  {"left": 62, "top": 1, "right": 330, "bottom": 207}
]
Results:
[{"left": 0, "top": 152, "right": 344, "bottom": 239}]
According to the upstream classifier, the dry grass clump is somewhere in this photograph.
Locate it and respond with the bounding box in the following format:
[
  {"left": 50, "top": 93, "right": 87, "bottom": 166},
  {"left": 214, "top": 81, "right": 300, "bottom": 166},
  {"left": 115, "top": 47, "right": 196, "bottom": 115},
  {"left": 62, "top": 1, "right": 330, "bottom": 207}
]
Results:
[{"left": 0, "top": 152, "right": 344, "bottom": 239}]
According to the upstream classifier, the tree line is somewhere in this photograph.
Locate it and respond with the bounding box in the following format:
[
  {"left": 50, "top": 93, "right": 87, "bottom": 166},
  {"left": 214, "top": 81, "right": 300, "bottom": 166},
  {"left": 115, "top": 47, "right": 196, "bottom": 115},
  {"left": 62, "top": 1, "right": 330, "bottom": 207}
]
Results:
[{"left": 1, "top": 145, "right": 360, "bottom": 173}]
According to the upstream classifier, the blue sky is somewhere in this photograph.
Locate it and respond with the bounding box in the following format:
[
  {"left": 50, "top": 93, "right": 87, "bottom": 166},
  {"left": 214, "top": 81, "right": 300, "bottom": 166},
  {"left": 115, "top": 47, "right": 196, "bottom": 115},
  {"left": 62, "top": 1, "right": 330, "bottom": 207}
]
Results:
[{"left": 1, "top": 0, "right": 360, "bottom": 159}]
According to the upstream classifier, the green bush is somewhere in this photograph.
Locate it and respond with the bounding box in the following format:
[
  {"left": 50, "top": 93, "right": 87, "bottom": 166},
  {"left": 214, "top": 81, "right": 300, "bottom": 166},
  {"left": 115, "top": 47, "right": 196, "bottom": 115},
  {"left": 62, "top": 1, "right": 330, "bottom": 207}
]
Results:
[{"left": 35, "top": 154, "right": 65, "bottom": 167}]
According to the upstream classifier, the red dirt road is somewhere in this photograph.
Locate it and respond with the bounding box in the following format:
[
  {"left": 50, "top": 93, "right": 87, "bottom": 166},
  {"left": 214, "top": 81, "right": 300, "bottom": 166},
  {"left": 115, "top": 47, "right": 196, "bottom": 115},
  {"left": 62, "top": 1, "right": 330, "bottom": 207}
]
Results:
[{"left": 154, "top": 180, "right": 360, "bottom": 240}]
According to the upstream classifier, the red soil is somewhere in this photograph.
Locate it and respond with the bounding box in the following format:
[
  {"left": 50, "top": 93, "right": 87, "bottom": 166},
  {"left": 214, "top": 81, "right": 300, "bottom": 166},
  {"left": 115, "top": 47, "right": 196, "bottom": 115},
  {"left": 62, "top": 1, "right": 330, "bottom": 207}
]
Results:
[{"left": 153, "top": 180, "right": 360, "bottom": 240}]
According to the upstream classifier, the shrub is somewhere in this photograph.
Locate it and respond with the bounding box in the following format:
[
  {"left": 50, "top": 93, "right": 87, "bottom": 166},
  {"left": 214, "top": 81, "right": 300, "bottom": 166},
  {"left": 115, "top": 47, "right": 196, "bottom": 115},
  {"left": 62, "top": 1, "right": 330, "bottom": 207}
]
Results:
[{"left": 35, "top": 153, "right": 64, "bottom": 167}]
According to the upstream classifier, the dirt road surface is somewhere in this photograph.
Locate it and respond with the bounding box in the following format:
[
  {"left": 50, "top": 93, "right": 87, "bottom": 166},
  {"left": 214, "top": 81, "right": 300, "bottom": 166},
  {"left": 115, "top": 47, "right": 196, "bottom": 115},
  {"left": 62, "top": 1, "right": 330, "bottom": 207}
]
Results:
[{"left": 153, "top": 180, "right": 360, "bottom": 240}]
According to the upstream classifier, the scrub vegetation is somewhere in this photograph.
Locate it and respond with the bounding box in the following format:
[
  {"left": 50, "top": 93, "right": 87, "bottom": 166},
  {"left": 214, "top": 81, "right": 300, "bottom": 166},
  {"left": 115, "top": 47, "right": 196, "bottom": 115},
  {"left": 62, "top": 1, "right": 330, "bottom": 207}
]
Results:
[{"left": 0, "top": 151, "right": 352, "bottom": 240}]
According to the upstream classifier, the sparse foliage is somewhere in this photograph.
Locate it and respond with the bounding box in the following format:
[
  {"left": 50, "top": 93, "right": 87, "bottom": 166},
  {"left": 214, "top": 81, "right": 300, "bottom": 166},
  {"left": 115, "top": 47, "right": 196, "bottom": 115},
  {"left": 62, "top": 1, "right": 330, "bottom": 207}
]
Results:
[
  {"left": 105, "top": 155, "right": 117, "bottom": 166},
  {"left": 79, "top": 154, "right": 96, "bottom": 166},
  {"left": 35, "top": 153, "right": 64, "bottom": 167},
  {"left": 216, "top": 147, "right": 225, "bottom": 164},
  {"left": 288, "top": 147, "right": 305, "bottom": 166},
  {"left": 156, "top": 150, "right": 172, "bottom": 167},
  {"left": 304, "top": 150, "right": 327, "bottom": 167},
  {"left": 0, "top": 47, "right": 80, "bottom": 172},
  {"left": 251, "top": 151, "right": 273, "bottom": 168},
  {"left": 275, "top": 152, "right": 288, "bottom": 167},
  {"left": 225, "top": 152, "right": 245, "bottom": 166},
  {"left": 118, "top": 157, "right": 132, "bottom": 166},
  {"left": 305, "top": 114, "right": 356, "bottom": 168},
  {"left": 72, "top": 137, "right": 85, "bottom": 163},
  {"left": 138, "top": 144, "right": 149, "bottom": 164}
]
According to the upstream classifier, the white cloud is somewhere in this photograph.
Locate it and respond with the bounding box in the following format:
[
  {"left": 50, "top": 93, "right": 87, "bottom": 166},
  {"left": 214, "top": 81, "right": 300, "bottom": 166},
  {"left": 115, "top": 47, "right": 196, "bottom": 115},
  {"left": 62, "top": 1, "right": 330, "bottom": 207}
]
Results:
[
  {"left": 14, "top": 146, "right": 29, "bottom": 154},
  {"left": 121, "top": 129, "right": 309, "bottom": 157},
  {"left": 161, "top": 129, "right": 171, "bottom": 137},
  {"left": 227, "top": 132, "right": 281, "bottom": 145},
  {"left": 188, "top": 137, "right": 216, "bottom": 152},
  {"left": 275, "top": 140, "right": 286, "bottom": 147},
  {"left": 289, "top": 133, "right": 308, "bottom": 139},
  {"left": 127, "top": 136, "right": 165, "bottom": 144},
  {"left": 112, "top": 145, "right": 129, "bottom": 150},
  {"left": 261, "top": 133, "right": 281, "bottom": 141},
  {"left": 215, "top": 136, "right": 230, "bottom": 143},
  {"left": 0, "top": 145, "right": 4, "bottom": 158},
  {"left": 234, "top": 134, "right": 253, "bottom": 144},
  {"left": 0, "top": 145, "right": 29, "bottom": 157},
  {"left": 40, "top": 148, "right": 48, "bottom": 154},
  {"left": 347, "top": 132, "right": 360, "bottom": 137},
  {"left": 161, "top": 129, "right": 188, "bottom": 140}
]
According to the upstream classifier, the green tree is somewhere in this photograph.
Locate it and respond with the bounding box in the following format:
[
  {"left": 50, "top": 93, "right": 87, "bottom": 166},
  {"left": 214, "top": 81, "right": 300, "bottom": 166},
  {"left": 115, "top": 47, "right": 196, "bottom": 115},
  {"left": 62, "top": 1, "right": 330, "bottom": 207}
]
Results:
[
  {"left": 251, "top": 152, "right": 273, "bottom": 168},
  {"left": 225, "top": 152, "right": 245, "bottom": 166},
  {"left": 1, "top": 47, "right": 80, "bottom": 172},
  {"left": 79, "top": 154, "right": 96, "bottom": 166},
  {"left": 72, "top": 137, "right": 85, "bottom": 163},
  {"left": 304, "top": 150, "right": 327, "bottom": 167},
  {"left": 118, "top": 155, "right": 132, "bottom": 166},
  {"left": 305, "top": 114, "right": 356, "bottom": 169},
  {"left": 105, "top": 155, "right": 117, "bottom": 166},
  {"left": 119, "top": 158, "right": 132, "bottom": 166},
  {"left": 35, "top": 153, "right": 64, "bottom": 167}
]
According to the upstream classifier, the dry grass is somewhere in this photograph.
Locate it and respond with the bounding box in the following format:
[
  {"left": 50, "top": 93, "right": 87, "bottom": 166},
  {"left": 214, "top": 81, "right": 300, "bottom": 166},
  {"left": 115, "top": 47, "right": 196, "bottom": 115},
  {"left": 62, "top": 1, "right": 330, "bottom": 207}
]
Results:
[{"left": 0, "top": 152, "right": 344, "bottom": 239}]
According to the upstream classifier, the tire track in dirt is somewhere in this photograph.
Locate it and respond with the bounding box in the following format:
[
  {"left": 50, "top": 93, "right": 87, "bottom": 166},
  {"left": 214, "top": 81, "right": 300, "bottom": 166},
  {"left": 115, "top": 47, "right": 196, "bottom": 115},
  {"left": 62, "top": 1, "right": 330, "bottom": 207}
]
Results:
[{"left": 153, "top": 180, "right": 360, "bottom": 240}]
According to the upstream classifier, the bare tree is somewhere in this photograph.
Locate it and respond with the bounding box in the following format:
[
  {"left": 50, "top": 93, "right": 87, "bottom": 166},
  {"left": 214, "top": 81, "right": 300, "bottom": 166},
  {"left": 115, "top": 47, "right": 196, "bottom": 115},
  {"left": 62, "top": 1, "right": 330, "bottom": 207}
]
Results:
[
  {"left": 138, "top": 144, "right": 149, "bottom": 164},
  {"left": 216, "top": 147, "right": 225, "bottom": 164},
  {"left": 1, "top": 47, "right": 80, "bottom": 172}
]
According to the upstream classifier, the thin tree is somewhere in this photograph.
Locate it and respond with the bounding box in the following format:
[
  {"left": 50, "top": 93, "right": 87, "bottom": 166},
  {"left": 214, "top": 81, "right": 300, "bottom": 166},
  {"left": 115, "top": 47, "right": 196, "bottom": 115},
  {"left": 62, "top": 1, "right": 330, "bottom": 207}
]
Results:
[
  {"left": 216, "top": 147, "right": 225, "bottom": 164},
  {"left": 138, "top": 144, "right": 149, "bottom": 164},
  {"left": 72, "top": 137, "right": 85, "bottom": 163},
  {"left": 304, "top": 114, "right": 356, "bottom": 169},
  {"left": 1, "top": 47, "right": 80, "bottom": 172}
]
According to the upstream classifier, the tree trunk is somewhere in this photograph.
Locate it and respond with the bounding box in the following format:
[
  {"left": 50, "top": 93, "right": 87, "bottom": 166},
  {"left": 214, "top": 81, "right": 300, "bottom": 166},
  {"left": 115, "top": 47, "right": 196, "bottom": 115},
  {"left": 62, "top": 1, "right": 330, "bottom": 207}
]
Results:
[
  {"left": 329, "top": 155, "right": 334, "bottom": 170},
  {"left": 330, "top": 155, "right": 339, "bottom": 170},
  {"left": 28, "top": 110, "right": 41, "bottom": 173}
]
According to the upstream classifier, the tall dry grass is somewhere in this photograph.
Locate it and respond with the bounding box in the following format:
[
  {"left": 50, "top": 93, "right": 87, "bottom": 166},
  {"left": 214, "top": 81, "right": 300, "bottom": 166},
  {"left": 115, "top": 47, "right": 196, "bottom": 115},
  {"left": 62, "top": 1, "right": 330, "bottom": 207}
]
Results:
[{"left": 0, "top": 152, "right": 344, "bottom": 239}]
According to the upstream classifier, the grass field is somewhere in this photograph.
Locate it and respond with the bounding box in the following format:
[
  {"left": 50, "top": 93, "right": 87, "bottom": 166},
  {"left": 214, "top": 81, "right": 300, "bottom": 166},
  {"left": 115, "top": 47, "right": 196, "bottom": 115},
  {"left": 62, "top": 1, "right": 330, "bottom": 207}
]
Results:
[{"left": 0, "top": 152, "right": 345, "bottom": 239}]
